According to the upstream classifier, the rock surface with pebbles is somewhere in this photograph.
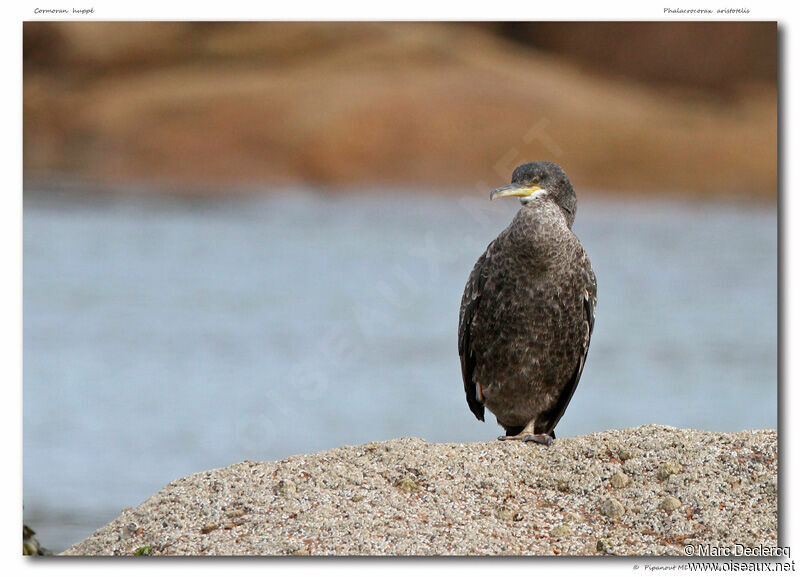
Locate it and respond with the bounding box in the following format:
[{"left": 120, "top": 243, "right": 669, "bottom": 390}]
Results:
[{"left": 62, "top": 425, "right": 777, "bottom": 556}]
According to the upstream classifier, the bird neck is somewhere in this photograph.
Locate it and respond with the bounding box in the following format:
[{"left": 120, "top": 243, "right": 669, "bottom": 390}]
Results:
[{"left": 507, "top": 203, "right": 574, "bottom": 262}]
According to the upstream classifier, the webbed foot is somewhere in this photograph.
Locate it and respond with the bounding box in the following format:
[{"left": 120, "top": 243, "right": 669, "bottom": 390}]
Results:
[{"left": 497, "top": 432, "right": 552, "bottom": 446}]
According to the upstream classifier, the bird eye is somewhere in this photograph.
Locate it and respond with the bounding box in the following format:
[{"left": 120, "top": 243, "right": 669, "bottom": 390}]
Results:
[{"left": 532, "top": 177, "right": 540, "bottom": 184}]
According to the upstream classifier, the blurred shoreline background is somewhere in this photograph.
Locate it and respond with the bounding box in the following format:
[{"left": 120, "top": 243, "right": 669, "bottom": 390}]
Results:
[{"left": 24, "top": 21, "right": 776, "bottom": 198}]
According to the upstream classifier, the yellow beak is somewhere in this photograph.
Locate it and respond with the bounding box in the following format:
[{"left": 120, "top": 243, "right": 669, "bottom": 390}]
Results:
[{"left": 489, "top": 183, "right": 543, "bottom": 201}]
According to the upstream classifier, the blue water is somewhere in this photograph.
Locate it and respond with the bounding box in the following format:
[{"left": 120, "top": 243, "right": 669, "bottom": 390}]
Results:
[{"left": 22, "top": 189, "right": 777, "bottom": 552}]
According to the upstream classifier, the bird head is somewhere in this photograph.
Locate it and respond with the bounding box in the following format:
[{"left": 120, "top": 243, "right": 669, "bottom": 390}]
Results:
[{"left": 490, "top": 161, "right": 577, "bottom": 228}]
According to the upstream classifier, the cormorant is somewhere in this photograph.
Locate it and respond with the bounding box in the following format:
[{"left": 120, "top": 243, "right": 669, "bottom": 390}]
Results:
[{"left": 458, "top": 161, "right": 597, "bottom": 445}]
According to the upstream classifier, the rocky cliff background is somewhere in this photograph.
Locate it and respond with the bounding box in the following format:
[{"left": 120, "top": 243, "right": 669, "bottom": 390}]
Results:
[{"left": 23, "top": 21, "right": 777, "bottom": 196}]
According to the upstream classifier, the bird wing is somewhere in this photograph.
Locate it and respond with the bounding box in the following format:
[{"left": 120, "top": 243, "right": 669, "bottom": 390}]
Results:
[
  {"left": 539, "top": 260, "right": 597, "bottom": 435},
  {"left": 458, "top": 240, "right": 496, "bottom": 422}
]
